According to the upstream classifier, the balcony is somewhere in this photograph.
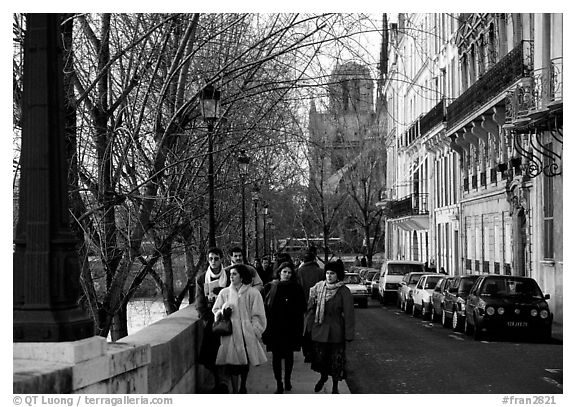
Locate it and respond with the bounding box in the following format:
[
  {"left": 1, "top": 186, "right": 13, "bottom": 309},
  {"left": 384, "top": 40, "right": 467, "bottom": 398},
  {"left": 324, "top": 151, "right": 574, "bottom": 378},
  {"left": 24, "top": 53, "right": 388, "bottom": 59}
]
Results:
[
  {"left": 420, "top": 98, "right": 446, "bottom": 136},
  {"left": 387, "top": 193, "right": 429, "bottom": 231},
  {"left": 447, "top": 41, "right": 532, "bottom": 130},
  {"left": 506, "top": 55, "right": 563, "bottom": 126},
  {"left": 401, "top": 118, "right": 421, "bottom": 147},
  {"left": 388, "top": 193, "right": 429, "bottom": 218}
]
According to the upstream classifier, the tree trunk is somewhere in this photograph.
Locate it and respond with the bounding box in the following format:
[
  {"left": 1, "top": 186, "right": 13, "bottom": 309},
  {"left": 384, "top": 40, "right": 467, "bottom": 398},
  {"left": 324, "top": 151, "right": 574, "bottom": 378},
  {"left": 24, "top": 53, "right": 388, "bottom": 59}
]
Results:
[
  {"left": 162, "top": 246, "right": 177, "bottom": 314},
  {"left": 110, "top": 302, "right": 128, "bottom": 340},
  {"left": 183, "top": 239, "right": 196, "bottom": 304}
]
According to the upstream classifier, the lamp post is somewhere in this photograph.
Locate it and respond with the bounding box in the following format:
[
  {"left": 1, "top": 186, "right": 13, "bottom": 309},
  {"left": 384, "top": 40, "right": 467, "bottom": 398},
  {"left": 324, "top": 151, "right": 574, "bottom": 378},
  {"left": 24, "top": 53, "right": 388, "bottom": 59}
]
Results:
[
  {"left": 269, "top": 222, "right": 276, "bottom": 253},
  {"left": 200, "top": 84, "right": 221, "bottom": 248},
  {"left": 13, "top": 14, "right": 94, "bottom": 341},
  {"left": 237, "top": 150, "right": 250, "bottom": 258},
  {"left": 262, "top": 202, "right": 269, "bottom": 256},
  {"left": 251, "top": 184, "right": 260, "bottom": 259}
]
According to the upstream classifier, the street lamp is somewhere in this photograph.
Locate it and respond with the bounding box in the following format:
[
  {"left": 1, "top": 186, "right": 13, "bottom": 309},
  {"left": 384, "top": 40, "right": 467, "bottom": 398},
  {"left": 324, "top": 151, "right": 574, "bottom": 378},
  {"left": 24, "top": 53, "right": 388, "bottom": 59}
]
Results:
[
  {"left": 237, "top": 150, "right": 250, "bottom": 258},
  {"left": 251, "top": 184, "right": 261, "bottom": 259},
  {"left": 269, "top": 221, "right": 276, "bottom": 253},
  {"left": 262, "top": 202, "right": 269, "bottom": 256},
  {"left": 200, "top": 84, "right": 221, "bottom": 247}
]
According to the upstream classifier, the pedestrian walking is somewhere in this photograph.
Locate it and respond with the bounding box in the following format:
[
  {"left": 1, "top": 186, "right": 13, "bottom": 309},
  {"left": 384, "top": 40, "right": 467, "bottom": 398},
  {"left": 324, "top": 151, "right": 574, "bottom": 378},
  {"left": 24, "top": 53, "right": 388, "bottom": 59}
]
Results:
[
  {"left": 297, "top": 249, "right": 325, "bottom": 362},
  {"left": 354, "top": 256, "right": 361, "bottom": 266},
  {"left": 306, "top": 261, "right": 355, "bottom": 394},
  {"left": 225, "top": 246, "right": 264, "bottom": 292},
  {"left": 297, "top": 250, "right": 324, "bottom": 304},
  {"left": 273, "top": 252, "right": 293, "bottom": 272},
  {"left": 213, "top": 263, "right": 268, "bottom": 393},
  {"left": 195, "top": 247, "right": 229, "bottom": 393},
  {"left": 261, "top": 262, "right": 306, "bottom": 393},
  {"left": 260, "top": 256, "right": 274, "bottom": 284}
]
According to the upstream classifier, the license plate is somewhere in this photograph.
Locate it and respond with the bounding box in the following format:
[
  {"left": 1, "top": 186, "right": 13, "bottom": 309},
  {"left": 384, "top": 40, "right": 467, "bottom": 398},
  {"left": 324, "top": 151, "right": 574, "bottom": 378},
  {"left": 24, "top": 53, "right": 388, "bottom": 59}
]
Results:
[{"left": 507, "top": 321, "right": 528, "bottom": 327}]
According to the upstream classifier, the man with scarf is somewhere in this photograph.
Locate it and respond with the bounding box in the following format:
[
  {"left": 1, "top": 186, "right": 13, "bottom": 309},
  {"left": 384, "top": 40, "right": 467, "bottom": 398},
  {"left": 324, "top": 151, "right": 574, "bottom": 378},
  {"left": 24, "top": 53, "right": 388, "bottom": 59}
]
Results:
[
  {"left": 196, "top": 247, "right": 230, "bottom": 393},
  {"left": 306, "top": 260, "right": 355, "bottom": 394}
]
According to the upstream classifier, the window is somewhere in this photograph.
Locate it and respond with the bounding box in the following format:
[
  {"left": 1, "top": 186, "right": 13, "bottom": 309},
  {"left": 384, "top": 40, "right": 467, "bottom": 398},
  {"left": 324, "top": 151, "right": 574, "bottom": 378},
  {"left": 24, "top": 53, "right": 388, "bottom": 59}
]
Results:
[{"left": 543, "top": 142, "right": 554, "bottom": 259}]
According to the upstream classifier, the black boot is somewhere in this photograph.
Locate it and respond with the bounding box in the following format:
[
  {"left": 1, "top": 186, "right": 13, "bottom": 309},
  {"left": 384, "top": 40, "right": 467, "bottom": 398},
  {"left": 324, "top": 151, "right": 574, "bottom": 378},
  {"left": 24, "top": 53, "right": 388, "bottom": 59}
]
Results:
[
  {"left": 332, "top": 378, "right": 339, "bottom": 394},
  {"left": 285, "top": 352, "right": 293, "bottom": 391},
  {"left": 275, "top": 380, "right": 284, "bottom": 394},
  {"left": 314, "top": 375, "right": 328, "bottom": 393}
]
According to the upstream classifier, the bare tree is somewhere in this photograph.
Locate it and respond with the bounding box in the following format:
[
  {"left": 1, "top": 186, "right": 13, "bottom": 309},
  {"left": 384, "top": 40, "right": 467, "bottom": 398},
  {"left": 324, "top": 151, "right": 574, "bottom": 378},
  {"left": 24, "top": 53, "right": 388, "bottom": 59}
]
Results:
[{"left": 13, "top": 13, "right": 385, "bottom": 339}]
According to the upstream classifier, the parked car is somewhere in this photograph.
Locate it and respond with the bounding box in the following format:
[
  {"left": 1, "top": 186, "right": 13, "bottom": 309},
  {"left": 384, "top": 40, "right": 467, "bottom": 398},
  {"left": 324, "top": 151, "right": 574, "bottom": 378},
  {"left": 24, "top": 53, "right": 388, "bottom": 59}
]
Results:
[
  {"left": 464, "top": 275, "right": 553, "bottom": 341},
  {"left": 343, "top": 272, "right": 369, "bottom": 308},
  {"left": 397, "top": 271, "right": 427, "bottom": 313},
  {"left": 363, "top": 269, "right": 379, "bottom": 289},
  {"left": 431, "top": 276, "right": 454, "bottom": 322},
  {"left": 411, "top": 274, "right": 444, "bottom": 319},
  {"left": 378, "top": 260, "right": 425, "bottom": 304},
  {"left": 442, "top": 275, "right": 480, "bottom": 330}
]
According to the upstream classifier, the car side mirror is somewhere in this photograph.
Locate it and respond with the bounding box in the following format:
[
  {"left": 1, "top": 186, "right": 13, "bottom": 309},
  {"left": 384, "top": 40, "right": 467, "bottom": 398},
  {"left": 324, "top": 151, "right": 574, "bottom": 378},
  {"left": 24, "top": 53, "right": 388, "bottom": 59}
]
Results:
[{"left": 544, "top": 294, "right": 550, "bottom": 300}]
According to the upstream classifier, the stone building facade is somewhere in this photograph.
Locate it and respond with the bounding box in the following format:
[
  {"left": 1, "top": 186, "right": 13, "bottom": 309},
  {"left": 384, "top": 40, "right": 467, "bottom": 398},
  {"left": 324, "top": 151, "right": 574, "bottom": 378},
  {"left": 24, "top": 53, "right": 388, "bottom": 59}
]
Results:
[{"left": 380, "top": 13, "right": 563, "bottom": 323}]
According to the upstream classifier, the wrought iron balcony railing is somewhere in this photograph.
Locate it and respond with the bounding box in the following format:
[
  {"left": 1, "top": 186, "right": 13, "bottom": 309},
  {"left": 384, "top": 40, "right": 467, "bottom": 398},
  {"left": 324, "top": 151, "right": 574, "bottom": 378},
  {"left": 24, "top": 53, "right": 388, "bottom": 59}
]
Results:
[
  {"left": 401, "top": 118, "right": 421, "bottom": 148},
  {"left": 506, "top": 55, "right": 563, "bottom": 125},
  {"left": 387, "top": 192, "right": 429, "bottom": 218},
  {"left": 447, "top": 40, "right": 532, "bottom": 129},
  {"left": 420, "top": 98, "right": 446, "bottom": 136}
]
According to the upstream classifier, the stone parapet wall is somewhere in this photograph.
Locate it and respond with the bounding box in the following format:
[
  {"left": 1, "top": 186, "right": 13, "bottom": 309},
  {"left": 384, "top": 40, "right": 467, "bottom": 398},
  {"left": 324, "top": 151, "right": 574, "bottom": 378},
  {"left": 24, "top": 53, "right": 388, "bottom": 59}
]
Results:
[{"left": 13, "top": 305, "right": 210, "bottom": 394}]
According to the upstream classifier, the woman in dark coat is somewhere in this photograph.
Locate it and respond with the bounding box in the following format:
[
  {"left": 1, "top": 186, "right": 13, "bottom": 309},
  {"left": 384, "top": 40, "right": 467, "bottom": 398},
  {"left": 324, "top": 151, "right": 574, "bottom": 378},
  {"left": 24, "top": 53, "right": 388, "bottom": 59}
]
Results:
[
  {"left": 262, "top": 261, "right": 306, "bottom": 393},
  {"left": 306, "top": 261, "right": 355, "bottom": 394}
]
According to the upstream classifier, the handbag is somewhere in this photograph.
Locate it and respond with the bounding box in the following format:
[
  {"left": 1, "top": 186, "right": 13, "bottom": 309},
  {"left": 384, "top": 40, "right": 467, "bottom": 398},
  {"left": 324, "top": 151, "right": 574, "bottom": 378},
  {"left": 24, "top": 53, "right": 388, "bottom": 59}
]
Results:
[{"left": 212, "top": 314, "right": 233, "bottom": 336}]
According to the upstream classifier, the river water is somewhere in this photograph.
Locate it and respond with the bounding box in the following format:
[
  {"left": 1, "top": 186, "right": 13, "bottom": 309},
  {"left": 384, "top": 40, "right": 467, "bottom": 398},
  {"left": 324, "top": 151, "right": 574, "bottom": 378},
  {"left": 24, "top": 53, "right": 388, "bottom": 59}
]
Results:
[{"left": 126, "top": 298, "right": 167, "bottom": 335}]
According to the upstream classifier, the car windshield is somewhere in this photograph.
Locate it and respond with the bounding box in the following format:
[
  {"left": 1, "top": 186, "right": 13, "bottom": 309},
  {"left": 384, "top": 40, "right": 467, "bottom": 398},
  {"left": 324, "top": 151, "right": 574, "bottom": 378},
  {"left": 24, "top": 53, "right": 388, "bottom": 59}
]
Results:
[
  {"left": 480, "top": 278, "right": 544, "bottom": 298},
  {"left": 409, "top": 274, "right": 423, "bottom": 284},
  {"left": 424, "top": 276, "right": 442, "bottom": 289},
  {"left": 458, "top": 278, "right": 478, "bottom": 295},
  {"left": 365, "top": 271, "right": 377, "bottom": 281},
  {"left": 343, "top": 275, "right": 361, "bottom": 284},
  {"left": 388, "top": 263, "right": 424, "bottom": 275}
]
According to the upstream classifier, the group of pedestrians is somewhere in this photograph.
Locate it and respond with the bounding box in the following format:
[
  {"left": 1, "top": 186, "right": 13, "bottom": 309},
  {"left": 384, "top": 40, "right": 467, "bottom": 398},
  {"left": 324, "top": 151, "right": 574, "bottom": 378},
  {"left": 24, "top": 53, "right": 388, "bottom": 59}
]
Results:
[{"left": 195, "top": 246, "right": 355, "bottom": 394}]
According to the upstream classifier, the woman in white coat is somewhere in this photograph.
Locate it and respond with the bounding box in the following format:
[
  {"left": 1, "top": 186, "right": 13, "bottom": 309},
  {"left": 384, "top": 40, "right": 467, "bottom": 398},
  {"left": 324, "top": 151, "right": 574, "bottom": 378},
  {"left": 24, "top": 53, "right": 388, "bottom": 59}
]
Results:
[{"left": 213, "top": 263, "right": 267, "bottom": 393}]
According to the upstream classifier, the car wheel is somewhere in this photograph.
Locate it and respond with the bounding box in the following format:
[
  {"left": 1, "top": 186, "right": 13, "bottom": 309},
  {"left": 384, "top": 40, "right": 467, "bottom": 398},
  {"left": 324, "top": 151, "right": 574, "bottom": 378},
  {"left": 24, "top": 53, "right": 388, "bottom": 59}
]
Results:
[
  {"left": 360, "top": 299, "right": 368, "bottom": 308},
  {"left": 452, "top": 309, "right": 460, "bottom": 331},
  {"left": 421, "top": 302, "right": 428, "bottom": 320},
  {"left": 441, "top": 310, "right": 449, "bottom": 328},
  {"left": 464, "top": 315, "right": 473, "bottom": 336}
]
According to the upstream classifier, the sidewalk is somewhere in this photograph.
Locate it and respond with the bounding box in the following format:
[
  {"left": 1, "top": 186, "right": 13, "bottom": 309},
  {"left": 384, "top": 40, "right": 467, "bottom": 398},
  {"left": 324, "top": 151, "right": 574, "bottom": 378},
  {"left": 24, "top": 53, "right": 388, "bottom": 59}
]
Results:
[{"left": 246, "top": 351, "right": 351, "bottom": 394}]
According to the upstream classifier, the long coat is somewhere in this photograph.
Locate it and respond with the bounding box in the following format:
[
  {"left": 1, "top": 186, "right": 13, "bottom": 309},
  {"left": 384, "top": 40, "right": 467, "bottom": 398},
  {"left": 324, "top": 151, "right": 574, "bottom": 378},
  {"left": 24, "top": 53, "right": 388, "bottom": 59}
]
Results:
[
  {"left": 262, "top": 280, "right": 306, "bottom": 352},
  {"left": 307, "top": 283, "right": 355, "bottom": 343},
  {"left": 212, "top": 284, "right": 268, "bottom": 366},
  {"left": 297, "top": 261, "right": 325, "bottom": 304},
  {"left": 195, "top": 268, "right": 230, "bottom": 369}
]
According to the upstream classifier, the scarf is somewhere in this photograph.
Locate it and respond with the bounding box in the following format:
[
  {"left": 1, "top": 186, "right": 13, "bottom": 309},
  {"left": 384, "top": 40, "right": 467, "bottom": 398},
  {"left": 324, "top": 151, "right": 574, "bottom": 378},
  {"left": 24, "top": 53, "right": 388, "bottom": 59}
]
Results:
[
  {"left": 311, "top": 280, "right": 345, "bottom": 324},
  {"left": 204, "top": 265, "right": 228, "bottom": 302}
]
